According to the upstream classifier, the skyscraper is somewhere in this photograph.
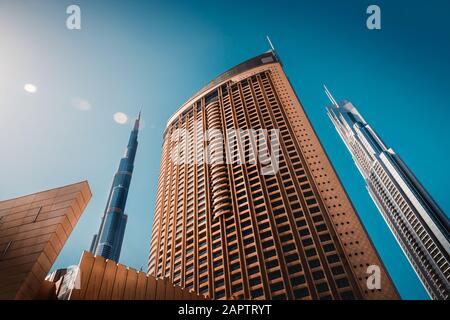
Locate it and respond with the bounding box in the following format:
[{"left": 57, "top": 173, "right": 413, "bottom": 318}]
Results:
[
  {"left": 90, "top": 113, "right": 141, "bottom": 262},
  {"left": 148, "top": 50, "right": 398, "bottom": 300},
  {"left": 325, "top": 87, "right": 450, "bottom": 300}
]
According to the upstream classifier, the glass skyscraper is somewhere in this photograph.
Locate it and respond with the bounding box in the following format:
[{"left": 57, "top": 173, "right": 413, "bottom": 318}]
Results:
[
  {"left": 90, "top": 113, "right": 141, "bottom": 262},
  {"left": 326, "top": 87, "right": 450, "bottom": 300}
]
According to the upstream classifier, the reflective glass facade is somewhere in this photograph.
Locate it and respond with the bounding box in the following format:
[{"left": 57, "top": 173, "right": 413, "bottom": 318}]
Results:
[
  {"left": 90, "top": 114, "right": 140, "bottom": 262},
  {"left": 327, "top": 93, "right": 450, "bottom": 300}
]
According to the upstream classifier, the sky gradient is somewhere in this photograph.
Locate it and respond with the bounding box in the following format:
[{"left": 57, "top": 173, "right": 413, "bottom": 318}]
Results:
[{"left": 1, "top": 0, "right": 449, "bottom": 300}]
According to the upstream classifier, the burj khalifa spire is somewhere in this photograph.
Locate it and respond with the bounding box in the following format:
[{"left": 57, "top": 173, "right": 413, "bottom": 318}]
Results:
[{"left": 89, "top": 112, "right": 141, "bottom": 262}]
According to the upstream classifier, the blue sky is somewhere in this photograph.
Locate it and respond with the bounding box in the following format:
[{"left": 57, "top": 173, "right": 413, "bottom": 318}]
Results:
[{"left": 1, "top": 0, "right": 449, "bottom": 299}]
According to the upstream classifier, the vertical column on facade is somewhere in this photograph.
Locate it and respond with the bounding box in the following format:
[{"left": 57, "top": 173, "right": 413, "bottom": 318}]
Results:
[
  {"left": 240, "top": 76, "right": 300, "bottom": 299},
  {"left": 205, "top": 95, "right": 233, "bottom": 299},
  {"left": 164, "top": 118, "right": 184, "bottom": 284},
  {"left": 175, "top": 115, "right": 189, "bottom": 286},
  {"left": 187, "top": 103, "right": 200, "bottom": 293},
  {"left": 261, "top": 72, "right": 341, "bottom": 298},
  {"left": 179, "top": 111, "right": 193, "bottom": 288},
  {"left": 260, "top": 71, "right": 363, "bottom": 299},
  {"left": 148, "top": 134, "right": 168, "bottom": 275},
  {"left": 225, "top": 81, "right": 274, "bottom": 299},
  {"left": 220, "top": 84, "right": 251, "bottom": 299},
  {"left": 243, "top": 79, "right": 276, "bottom": 298},
  {"left": 199, "top": 100, "right": 214, "bottom": 298},
  {"left": 206, "top": 100, "right": 233, "bottom": 219}
]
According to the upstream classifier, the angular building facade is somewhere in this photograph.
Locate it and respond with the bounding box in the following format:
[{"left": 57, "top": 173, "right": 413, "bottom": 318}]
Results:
[
  {"left": 90, "top": 113, "right": 141, "bottom": 262},
  {"left": 326, "top": 88, "right": 450, "bottom": 300},
  {"left": 148, "top": 51, "right": 398, "bottom": 300},
  {"left": 0, "top": 181, "right": 92, "bottom": 299},
  {"left": 39, "top": 251, "right": 206, "bottom": 300}
]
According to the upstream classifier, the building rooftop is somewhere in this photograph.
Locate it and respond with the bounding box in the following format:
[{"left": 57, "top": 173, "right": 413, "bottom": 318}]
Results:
[{"left": 166, "top": 50, "right": 279, "bottom": 128}]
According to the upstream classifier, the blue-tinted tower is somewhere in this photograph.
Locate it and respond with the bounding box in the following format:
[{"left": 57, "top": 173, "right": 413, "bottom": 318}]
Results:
[
  {"left": 325, "top": 86, "right": 449, "bottom": 299},
  {"left": 90, "top": 112, "right": 141, "bottom": 262}
]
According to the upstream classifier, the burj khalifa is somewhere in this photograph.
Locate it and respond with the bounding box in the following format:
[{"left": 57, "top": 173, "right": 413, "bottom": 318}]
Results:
[{"left": 90, "top": 112, "right": 141, "bottom": 262}]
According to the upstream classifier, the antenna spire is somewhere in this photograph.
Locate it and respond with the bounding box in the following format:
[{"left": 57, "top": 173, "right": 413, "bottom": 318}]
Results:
[
  {"left": 266, "top": 35, "right": 282, "bottom": 64},
  {"left": 266, "top": 35, "right": 276, "bottom": 52},
  {"left": 134, "top": 108, "right": 142, "bottom": 130},
  {"left": 324, "top": 85, "right": 339, "bottom": 107}
]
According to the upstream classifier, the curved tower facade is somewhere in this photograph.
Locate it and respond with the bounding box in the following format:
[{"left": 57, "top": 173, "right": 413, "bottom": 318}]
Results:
[
  {"left": 148, "top": 51, "right": 398, "bottom": 300},
  {"left": 90, "top": 113, "right": 140, "bottom": 262}
]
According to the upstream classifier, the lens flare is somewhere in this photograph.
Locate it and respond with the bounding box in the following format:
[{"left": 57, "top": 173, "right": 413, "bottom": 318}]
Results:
[{"left": 113, "top": 112, "right": 128, "bottom": 124}]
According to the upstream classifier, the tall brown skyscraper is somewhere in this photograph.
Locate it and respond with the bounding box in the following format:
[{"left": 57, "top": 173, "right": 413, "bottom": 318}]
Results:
[{"left": 148, "top": 50, "right": 399, "bottom": 300}]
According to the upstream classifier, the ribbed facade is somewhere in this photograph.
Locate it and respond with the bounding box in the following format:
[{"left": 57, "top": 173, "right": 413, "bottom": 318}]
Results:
[
  {"left": 148, "top": 51, "right": 398, "bottom": 300},
  {"left": 0, "top": 181, "right": 91, "bottom": 299},
  {"left": 39, "top": 251, "right": 206, "bottom": 300},
  {"left": 327, "top": 94, "right": 450, "bottom": 300}
]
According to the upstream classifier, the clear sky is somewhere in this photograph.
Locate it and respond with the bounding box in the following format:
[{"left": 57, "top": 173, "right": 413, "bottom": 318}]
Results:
[{"left": 1, "top": 0, "right": 449, "bottom": 300}]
